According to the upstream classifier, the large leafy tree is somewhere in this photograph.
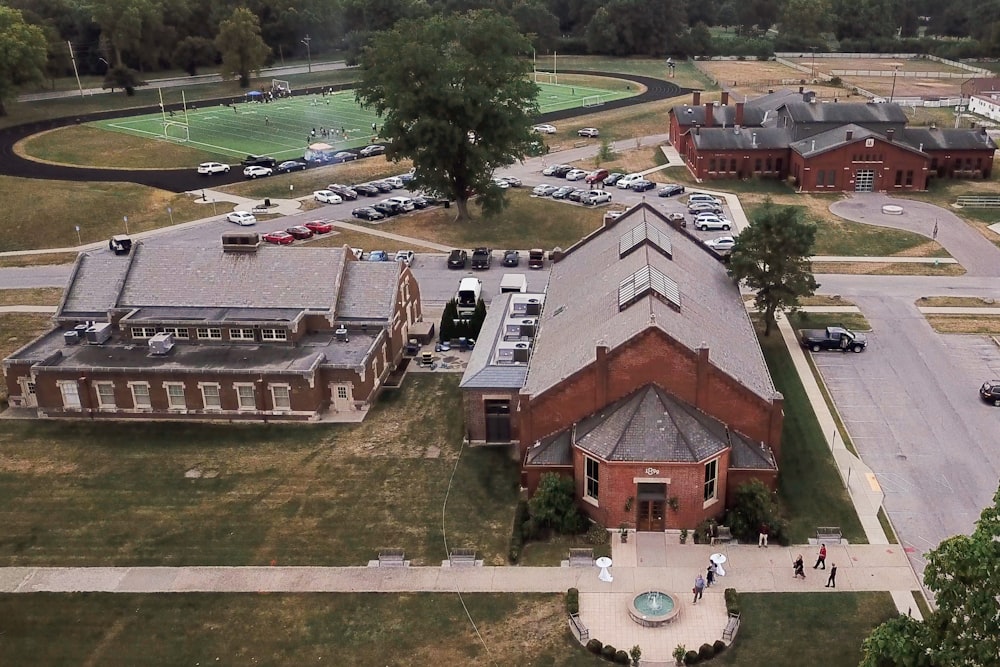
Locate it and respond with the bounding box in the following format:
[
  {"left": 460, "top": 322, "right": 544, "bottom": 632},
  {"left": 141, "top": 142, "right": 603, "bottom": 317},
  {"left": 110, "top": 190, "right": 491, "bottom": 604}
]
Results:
[
  {"left": 90, "top": 0, "right": 163, "bottom": 68},
  {"left": 355, "top": 10, "right": 539, "bottom": 223},
  {"left": 861, "top": 484, "right": 1000, "bottom": 667},
  {"left": 215, "top": 7, "right": 271, "bottom": 88},
  {"left": 727, "top": 200, "right": 819, "bottom": 336},
  {"left": 585, "top": 0, "right": 687, "bottom": 56},
  {"left": 0, "top": 6, "right": 49, "bottom": 116}
]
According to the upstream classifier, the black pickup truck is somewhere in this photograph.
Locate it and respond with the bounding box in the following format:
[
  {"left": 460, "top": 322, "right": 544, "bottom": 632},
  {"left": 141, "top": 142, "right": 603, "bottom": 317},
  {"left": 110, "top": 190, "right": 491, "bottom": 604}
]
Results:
[
  {"left": 800, "top": 326, "right": 867, "bottom": 353},
  {"left": 471, "top": 247, "right": 492, "bottom": 270}
]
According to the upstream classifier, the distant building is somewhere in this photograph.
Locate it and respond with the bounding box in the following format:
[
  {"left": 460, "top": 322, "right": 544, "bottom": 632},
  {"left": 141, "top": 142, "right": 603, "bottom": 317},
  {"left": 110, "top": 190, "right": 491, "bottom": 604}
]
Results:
[{"left": 969, "top": 92, "right": 1000, "bottom": 123}]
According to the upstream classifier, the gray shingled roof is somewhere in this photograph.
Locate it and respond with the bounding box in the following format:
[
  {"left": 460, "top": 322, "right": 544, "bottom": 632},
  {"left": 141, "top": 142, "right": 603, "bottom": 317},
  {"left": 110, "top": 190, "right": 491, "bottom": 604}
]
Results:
[
  {"left": 779, "top": 100, "right": 908, "bottom": 125},
  {"left": 574, "top": 385, "right": 730, "bottom": 463},
  {"left": 691, "top": 127, "right": 792, "bottom": 151},
  {"left": 671, "top": 104, "right": 765, "bottom": 128},
  {"left": 746, "top": 89, "right": 804, "bottom": 112},
  {"left": 789, "top": 123, "right": 926, "bottom": 158},
  {"left": 522, "top": 203, "right": 775, "bottom": 402},
  {"left": 730, "top": 430, "right": 776, "bottom": 470},
  {"left": 460, "top": 292, "right": 533, "bottom": 390},
  {"left": 901, "top": 127, "right": 997, "bottom": 152},
  {"left": 59, "top": 252, "right": 132, "bottom": 316},
  {"left": 524, "top": 430, "right": 573, "bottom": 466},
  {"left": 336, "top": 261, "right": 402, "bottom": 321}
]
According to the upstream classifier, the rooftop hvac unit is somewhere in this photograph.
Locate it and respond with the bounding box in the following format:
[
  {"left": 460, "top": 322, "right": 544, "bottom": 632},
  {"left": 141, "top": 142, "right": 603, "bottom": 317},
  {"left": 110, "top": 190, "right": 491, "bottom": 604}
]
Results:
[
  {"left": 495, "top": 342, "right": 531, "bottom": 364},
  {"left": 63, "top": 330, "right": 80, "bottom": 346},
  {"left": 335, "top": 327, "right": 349, "bottom": 342},
  {"left": 85, "top": 322, "right": 112, "bottom": 344},
  {"left": 74, "top": 323, "right": 89, "bottom": 335},
  {"left": 148, "top": 332, "right": 174, "bottom": 355}
]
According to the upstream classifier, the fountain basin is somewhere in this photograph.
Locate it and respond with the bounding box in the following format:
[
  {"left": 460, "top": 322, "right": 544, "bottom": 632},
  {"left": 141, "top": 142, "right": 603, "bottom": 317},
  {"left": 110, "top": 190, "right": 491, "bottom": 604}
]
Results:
[{"left": 628, "top": 591, "right": 680, "bottom": 627}]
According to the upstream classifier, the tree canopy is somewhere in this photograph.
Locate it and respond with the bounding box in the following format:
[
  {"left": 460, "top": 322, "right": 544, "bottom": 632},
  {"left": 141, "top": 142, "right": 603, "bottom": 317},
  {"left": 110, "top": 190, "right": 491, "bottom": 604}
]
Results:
[
  {"left": 0, "top": 6, "right": 49, "bottom": 117},
  {"left": 355, "top": 10, "right": 539, "bottom": 223},
  {"left": 727, "top": 200, "right": 819, "bottom": 336},
  {"left": 861, "top": 483, "right": 1000, "bottom": 667},
  {"left": 215, "top": 7, "right": 271, "bottom": 88}
]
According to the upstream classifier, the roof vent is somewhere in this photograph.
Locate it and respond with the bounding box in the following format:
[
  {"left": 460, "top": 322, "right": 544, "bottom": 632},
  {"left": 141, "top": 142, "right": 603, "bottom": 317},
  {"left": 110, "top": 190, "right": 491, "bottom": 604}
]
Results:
[
  {"left": 222, "top": 232, "right": 261, "bottom": 253},
  {"left": 335, "top": 327, "right": 349, "bottom": 342},
  {"left": 148, "top": 332, "right": 174, "bottom": 356},
  {"left": 811, "top": 140, "right": 816, "bottom": 152},
  {"left": 752, "top": 132, "right": 758, "bottom": 147}
]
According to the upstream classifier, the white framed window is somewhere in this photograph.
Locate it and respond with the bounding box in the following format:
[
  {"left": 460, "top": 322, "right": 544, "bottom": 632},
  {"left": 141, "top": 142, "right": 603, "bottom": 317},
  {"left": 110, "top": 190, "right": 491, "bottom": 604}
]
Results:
[
  {"left": 197, "top": 328, "right": 222, "bottom": 340},
  {"left": 336, "top": 385, "right": 349, "bottom": 400},
  {"left": 230, "top": 328, "right": 255, "bottom": 341},
  {"left": 200, "top": 383, "right": 221, "bottom": 409},
  {"left": 261, "top": 328, "right": 287, "bottom": 341},
  {"left": 704, "top": 458, "right": 719, "bottom": 504},
  {"left": 58, "top": 381, "right": 81, "bottom": 408},
  {"left": 235, "top": 383, "right": 256, "bottom": 410},
  {"left": 130, "top": 382, "right": 151, "bottom": 408},
  {"left": 96, "top": 382, "right": 116, "bottom": 408},
  {"left": 585, "top": 456, "right": 599, "bottom": 502},
  {"left": 161, "top": 327, "right": 190, "bottom": 340},
  {"left": 165, "top": 383, "right": 186, "bottom": 409},
  {"left": 270, "top": 384, "right": 291, "bottom": 410},
  {"left": 131, "top": 326, "right": 157, "bottom": 339}
]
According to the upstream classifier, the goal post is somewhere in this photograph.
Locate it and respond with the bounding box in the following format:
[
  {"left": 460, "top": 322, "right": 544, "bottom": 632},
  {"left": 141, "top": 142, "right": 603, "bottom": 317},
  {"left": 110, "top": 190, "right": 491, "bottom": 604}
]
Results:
[
  {"left": 271, "top": 79, "right": 291, "bottom": 96},
  {"left": 163, "top": 121, "right": 190, "bottom": 143},
  {"left": 582, "top": 95, "right": 606, "bottom": 108},
  {"left": 533, "top": 72, "right": 556, "bottom": 85}
]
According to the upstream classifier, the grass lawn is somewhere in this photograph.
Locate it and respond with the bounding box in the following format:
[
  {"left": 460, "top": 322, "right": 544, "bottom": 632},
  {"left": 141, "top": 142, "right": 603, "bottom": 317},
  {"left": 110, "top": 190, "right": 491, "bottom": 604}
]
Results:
[
  {"left": 518, "top": 534, "right": 612, "bottom": 566},
  {"left": 0, "top": 252, "right": 79, "bottom": 268},
  {"left": 754, "top": 319, "right": 866, "bottom": 544},
  {"left": 716, "top": 592, "right": 898, "bottom": 667},
  {"left": 813, "top": 262, "right": 964, "bottom": 276},
  {"left": 789, "top": 311, "right": 872, "bottom": 332},
  {"left": 0, "top": 592, "right": 602, "bottom": 667},
  {"left": 217, "top": 156, "right": 414, "bottom": 199},
  {"left": 924, "top": 315, "right": 1000, "bottom": 334},
  {"left": 0, "top": 374, "right": 521, "bottom": 566},
  {"left": 306, "top": 228, "right": 442, "bottom": 254},
  {"left": 915, "top": 296, "right": 1000, "bottom": 307},
  {"left": 0, "top": 288, "right": 63, "bottom": 306},
  {"left": 19, "top": 125, "right": 218, "bottom": 169}
]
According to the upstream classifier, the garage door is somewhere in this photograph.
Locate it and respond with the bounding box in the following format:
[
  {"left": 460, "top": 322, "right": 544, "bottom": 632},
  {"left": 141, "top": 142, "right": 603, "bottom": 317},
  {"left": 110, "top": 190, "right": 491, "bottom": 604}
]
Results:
[{"left": 854, "top": 169, "right": 875, "bottom": 192}]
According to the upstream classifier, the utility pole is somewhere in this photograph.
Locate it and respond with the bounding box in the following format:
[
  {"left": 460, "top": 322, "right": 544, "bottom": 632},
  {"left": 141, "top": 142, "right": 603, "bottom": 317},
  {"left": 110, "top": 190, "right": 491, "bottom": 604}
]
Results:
[
  {"left": 67, "top": 41, "right": 84, "bottom": 98},
  {"left": 889, "top": 64, "right": 900, "bottom": 104},
  {"left": 301, "top": 36, "right": 312, "bottom": 74}
]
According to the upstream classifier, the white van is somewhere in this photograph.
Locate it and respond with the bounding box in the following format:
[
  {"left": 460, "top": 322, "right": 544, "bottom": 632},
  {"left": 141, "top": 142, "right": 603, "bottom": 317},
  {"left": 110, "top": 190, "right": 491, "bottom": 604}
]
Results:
[
  {"left": 457, "top": 277, "right": 482, "bottom": 316},
  {"left": 500, "top": 273, "right": 528, "bottom": 294},
  {"left": 616, "top": 173, "right": 644, "bottom": 189}
]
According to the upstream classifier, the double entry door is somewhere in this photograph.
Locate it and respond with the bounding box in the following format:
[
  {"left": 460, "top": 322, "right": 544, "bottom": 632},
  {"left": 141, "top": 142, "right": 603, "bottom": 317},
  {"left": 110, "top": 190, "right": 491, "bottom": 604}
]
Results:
[{"left": 636, "top": 482, "right": 667, "bottom": 532}]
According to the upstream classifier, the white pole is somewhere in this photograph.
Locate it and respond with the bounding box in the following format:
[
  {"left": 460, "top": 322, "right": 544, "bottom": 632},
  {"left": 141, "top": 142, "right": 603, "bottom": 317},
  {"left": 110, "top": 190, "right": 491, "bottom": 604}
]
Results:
[
  {"left": 554, "top": 51, "right": 557, "bottom": 85},
  {"left": 182, "top": 90, "right": 189, "bottom": 127},
  {"left": 159, "top": 88, "right": 166, "bottom": 127},
  {"left": 67, "top": 41, "right": 84, "bottom": 98}
]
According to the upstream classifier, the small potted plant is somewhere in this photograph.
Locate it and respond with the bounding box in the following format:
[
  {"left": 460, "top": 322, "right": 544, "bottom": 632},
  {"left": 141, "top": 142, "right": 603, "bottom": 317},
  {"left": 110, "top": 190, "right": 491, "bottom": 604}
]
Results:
[
  {"left": 679, "top": 528, "right": 688, "bottom": 544},
  {"left": 619, "top": 522, "right": 629, "bottom": 543},
  {"left": 672, "top": 644, "right": 686, "bottom": 666}
]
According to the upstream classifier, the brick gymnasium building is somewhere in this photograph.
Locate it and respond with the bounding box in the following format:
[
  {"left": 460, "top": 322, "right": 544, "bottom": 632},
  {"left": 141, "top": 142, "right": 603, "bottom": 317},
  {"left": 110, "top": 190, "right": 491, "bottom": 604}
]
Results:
[
  {"left": 3, "top": 236, "right": 422, "bottom": 421},
  {"left": 461, "top": 204, "right": 782, "bottom": 532},
  {"left": 669, "top": 90, "right": 997, "bottom": 192}
]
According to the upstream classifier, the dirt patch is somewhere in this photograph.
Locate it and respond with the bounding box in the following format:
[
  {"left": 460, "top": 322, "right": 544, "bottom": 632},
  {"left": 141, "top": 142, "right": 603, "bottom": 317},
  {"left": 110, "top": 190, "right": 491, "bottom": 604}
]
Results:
[
  {"left": 814, "top": 57, "right": 968, "bottom": 74},
  {"left": 799, "top": 295, "right": 858, "bottom": 307},
  {"left": 813, "top": 262, "right": 966, "bottom": 276},
  {"left": 916, "top": 296, "right": 999, "bottom": 307},
  {"left": 925, "top": 315, "right": 1000, "bottom": 334}
]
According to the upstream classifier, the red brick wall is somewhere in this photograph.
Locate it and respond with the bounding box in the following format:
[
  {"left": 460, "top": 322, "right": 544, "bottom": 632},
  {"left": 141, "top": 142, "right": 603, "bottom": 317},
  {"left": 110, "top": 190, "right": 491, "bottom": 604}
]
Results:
[
  {"left": 791, "top": 137, "right": 928, "bottom": 192},
  {"left": 926, "top": 148, "right": 995, "bottom": 179},
  {"left": 687, "top": 147, "right": 790, "bottom": 181},
  {"left": 463, "top": 389, "right": 521, "bottom": 443},
  {"left": 726, "top": 468, "right": 778, "bottom": 507}
]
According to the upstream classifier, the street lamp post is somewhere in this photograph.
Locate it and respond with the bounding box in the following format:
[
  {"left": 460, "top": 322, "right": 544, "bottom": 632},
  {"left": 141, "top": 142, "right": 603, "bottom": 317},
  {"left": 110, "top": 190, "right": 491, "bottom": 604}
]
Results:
[
  {"left": 809, "top": 47, "right": 817, "bottom": 80},
  {"left": 889, "top": 64, "right": 900, "bottom": 104},
  {"left": 301, "top": 36, "right": 312, "bottom": 74}
]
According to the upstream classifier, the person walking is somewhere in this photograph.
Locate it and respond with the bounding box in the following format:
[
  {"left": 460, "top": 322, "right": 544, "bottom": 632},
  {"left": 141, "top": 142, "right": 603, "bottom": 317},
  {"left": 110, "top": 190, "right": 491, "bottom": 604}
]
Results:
[
  {"left": 826, "top": 564, "right": 837, "bottom": 588},
  {"left": 814, "top": 544, "right": 827, "bottom": 570},
  {"left": 693, "top": 574, "right": 705, "bottom": 604},
  {"left": 793, "top": 554, "right": 805, "bottom": 579},
  {"left": 758, "top": 523, "right": 769, "bottom": 548},
  {"left": 705, "top": 563, "right": 716, "bottom": 588}
]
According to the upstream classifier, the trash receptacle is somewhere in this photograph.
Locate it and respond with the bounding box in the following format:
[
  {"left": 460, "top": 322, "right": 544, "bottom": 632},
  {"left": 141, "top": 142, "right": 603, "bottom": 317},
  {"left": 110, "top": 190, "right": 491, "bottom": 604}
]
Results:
[
  {"left": 443, "top": 200, "right": 450, "bottom": 209},
  {"left": 264, "top": 198, "right": 271, "bottom": 207}
]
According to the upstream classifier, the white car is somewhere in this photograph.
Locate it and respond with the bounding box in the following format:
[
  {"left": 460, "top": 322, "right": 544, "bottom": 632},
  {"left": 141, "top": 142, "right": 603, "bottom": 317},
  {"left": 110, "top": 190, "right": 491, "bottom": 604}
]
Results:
[
  {"left": 351, "top": 247, "right": 364, "bottom": 260},
  {"left": 542, "top": 163, "right": 570, "bottom": 176},
  {"left": 577, "top": 127, "right": 600, "bottom": 137},
  {"left": 565, "top": 169, "right": 588, "bottom": 181},
  {"left": 313, "top": 190, "right": 343, "bottom": 204},
  {"left": 394, "top": 250, "right": 415, "bottom": 266},
  {"left": 533, "top": 124, "right": 557, "bottom": 134},
  {"left": 616, "top": 173, "right": 644, "bottom": 189},
  {"left": 226, "top": 211, "right": 257, "bottom": 226},
  {"left": 243, "top": 165, "right": 272, "bottom": 179},
  {"left": 533, "top": 184, "right": 558, "bottom": 196},
  {"left": 582, "top": 190, "right": 612, "bottom": 205},
  {"left": 705, "top": 236, "right": 736, "bottom": 251},
  {"left": 387, "top": 196, "right": 415, "bottom": 212},
  {"left": 383, "top": 176, "right": 404, "bottom": 189},
  {"left": 198, "top": 162, "right": 230, "bottom": 175},
  {"left": 694, "top": 216, "right": 732, "bottom": 231},
  {"left": 492, "top": 177, "right": 510, "bottom": 189}
]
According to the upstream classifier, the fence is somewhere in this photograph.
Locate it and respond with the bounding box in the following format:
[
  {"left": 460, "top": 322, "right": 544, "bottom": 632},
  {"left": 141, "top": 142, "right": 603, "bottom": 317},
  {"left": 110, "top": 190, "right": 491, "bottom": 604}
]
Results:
[{"left": 775, "top": 52, "right": 992, "bottom": 76}]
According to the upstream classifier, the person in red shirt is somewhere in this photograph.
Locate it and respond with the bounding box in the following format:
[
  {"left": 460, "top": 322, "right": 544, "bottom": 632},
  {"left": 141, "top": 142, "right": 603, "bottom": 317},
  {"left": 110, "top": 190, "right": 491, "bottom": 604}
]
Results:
[{"left": 814, "top": 543, "right": 827, "bottom": 570}]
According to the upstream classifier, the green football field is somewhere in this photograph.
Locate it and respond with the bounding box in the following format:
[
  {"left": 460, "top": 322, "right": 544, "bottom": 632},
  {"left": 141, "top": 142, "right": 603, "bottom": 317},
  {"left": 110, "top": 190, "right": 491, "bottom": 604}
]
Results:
[{"left": 89, "top": 81, "right": 634, "bottom": 160}]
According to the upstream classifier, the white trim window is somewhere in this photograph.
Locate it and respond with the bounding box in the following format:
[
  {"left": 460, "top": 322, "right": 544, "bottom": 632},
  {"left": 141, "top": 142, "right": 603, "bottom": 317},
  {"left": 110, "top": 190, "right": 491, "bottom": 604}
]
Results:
[
  {"left": 197, "top": 328, "right": 222, "bottom": 340},
  {"left": 200, "top": 383, "right": 221, "bottom": 409},
  {"left": 95, "top": 382, "right": 116, "bottom": 408},
  {"left": 161, "top": 327, "right": 190, "bottom": 340},
  {"left": 235, "top": 383, "right": 256, "bottom": 410},
  {"left": 270, "top": 384, "right": 291, "bottom": 410},
  {"left": 58, "top": 381, "right": 81, "bottom": 408},
  {"left": 336, "top": 385, "right": 349, "bottom": 400},
  {"left": 230, "top": 328, "right": 255, "bottom": 341},
  {"left": 165, "top": 383, "right": 186, "bottom": 409},
  {"left": 704, "top": 458, "right": 719, "bottom": 505},
  {"left": 585, "top": 456, "right": 600, "bottom": 502},
  {"left": 131, "top": 326, "right": 157, "bottom": 339},
  {"left": 261, "top": 328, "right": 287, "bottom": 341},
  {"left": 130, "top": 382, "right": 151, "bottom": 408}
]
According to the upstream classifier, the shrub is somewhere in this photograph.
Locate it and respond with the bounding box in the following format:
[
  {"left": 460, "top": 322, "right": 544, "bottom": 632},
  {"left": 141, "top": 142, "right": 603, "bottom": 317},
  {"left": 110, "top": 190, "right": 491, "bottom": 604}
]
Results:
[
  {"left": 694, "top": 519, "right": 716, "bottom": 544},
  {"left": 699, "top": 643, "right": 715, "bottom": 660},
  {"left": 726, "top": 479, "right": 787, "bottom": 545},
  {"left": 587, "top": 638, "right": 603, "bottom": 654},
  {"left": 614, "top": 650, "right": 630, "bottom": 664},
  {"left": 587, "top": 521, "right": 610, "bottom": 545},
  {"left": 566, "top": 588, "right": 579, "bottom": 615},
  {"left": 508, "top": 544, "right": 521, "bottom": 563},
  {"left": 829, "top": 76, "right": 842, "bottom": 87},
  {"left": 602, "top": 644, "right": 617, "bottom": 660},
  {"left": 528, "top": 473, "right": 586, "bottom": 535},
  {"left": 724, "top": 588, "right": 740, "bottom": 615},
  {"left": 713, "top": 639, "right": 727, "bottom": 654},
  {"left": 684, "top": 649, "right": 700, "bottom": 664}
]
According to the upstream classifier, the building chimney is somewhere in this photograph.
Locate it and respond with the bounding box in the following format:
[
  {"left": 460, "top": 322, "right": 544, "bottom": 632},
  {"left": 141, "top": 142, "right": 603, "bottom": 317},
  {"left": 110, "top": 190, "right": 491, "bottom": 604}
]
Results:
[
  {"left": 752, "top": 132, "right": 757, "bottom": 147},
  {"left": 886, "top": 128, "right": 894, "bottom": 142},
  {"left": 692, "top": 91, "right": 701, "bottom": 106},
  {"left": 799, "top": 86, "right": 804, "bottom": 94},
  {"left": 695, "top": 125, "right": 700, "bottom": 136},
  {"left": 721, "top": 91, "right": 730, "bottom": 106},
  {"left": 735, "top": 102, "right": 745, "bottom": 126},
  {"left": 704, "top": 103, "right": 714, "bottom": 127},
  {"left": 845, "top": 129, "right": 853, "bottom": 141}
]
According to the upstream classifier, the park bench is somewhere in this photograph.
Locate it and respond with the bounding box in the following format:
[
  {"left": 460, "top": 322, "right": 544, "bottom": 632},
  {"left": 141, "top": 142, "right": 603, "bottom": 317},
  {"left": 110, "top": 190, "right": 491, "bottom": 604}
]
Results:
[
  {"left": 956, "top": 195, "right": 1000, "bottom": 208},
  {"left": 377, "top": 548, "right": 407, "bottom": 567},
  {"left": 568, "top": 548, "right": 594, "bottom": 567},
  {"left": 568, "top": 613, "right": 589, "bottom": 643},
  {"left": 816, "top": 526, "right": 843, "bottom": 543},
  {"left": 722, "top": 611, "right": 741, "bottom": 643},
  {"left": 449, "top": 548, "right": 478, "bottom": 567},
  {"left": 711, "top": 526, "right": 733, "bottom": 545},
  {"left": 251, "top": 205, "right": 270, "bottom": 214}
]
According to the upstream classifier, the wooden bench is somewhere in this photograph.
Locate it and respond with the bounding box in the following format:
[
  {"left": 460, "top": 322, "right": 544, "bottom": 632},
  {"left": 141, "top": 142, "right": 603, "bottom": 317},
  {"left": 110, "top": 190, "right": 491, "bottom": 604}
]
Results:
[
  {"left": 711, "top": 526, "right": 733, "bottom": 545},
  {"left": 722, "top": 611, "right": 741, "bottom": 643},
  {"left": 956, "top": 195, "right": 1000, "bottom": 208},
  {"left": 251, "top": 205, "right": 270, "bottom": 214},
  {"left": 816, "top": 526, "right": 843, "bottom": 543},
  {"left": 449, "top": 548, "right": 477, "bottom": 567},
  {"left": 568, "top": 613, "right": 589, "bottom": 643},
  {"left": 568, "top": 548, "right": 594, "bottom": 567},
  {"left": 378, "top": 548, "right": 406, "bottom": 567}
]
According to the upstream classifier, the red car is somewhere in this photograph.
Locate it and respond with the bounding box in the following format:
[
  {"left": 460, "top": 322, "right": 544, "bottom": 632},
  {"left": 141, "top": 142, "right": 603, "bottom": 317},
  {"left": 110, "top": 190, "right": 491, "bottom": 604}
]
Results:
[
  {"left": 304, "top": 220, "right": 333, "bottom": 234},
  {"left": 286, "top": 226, "right": 314, "bottom": 240},
  {"left": 263, "top": 231, "right": 294, "bottom": 245}
]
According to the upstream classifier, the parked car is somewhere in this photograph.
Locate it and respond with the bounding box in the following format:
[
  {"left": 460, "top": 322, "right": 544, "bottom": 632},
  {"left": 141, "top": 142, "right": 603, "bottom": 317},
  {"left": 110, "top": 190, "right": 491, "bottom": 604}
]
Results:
[
  {"left": 604, "top": 172, "right": 624, "bottom": 186},
  {"left": 694, "top": 216, "right": 732, "bottom": 231},
  {"left": 399, "top": 172, "right": 416, "bottom": 185},
  {"left": 630, "top": 179, "right": 656, "bottom": 192},
  {"left": 286, "top": 225, "right": 314, "bottom": 240},
  {"left": 332, "top": 151, "right": 358, "bottom": 163},
  {"left": 370, "top": 181, "right": 394, "bottom": 193},
  {"left": 565, "top": 169, "right": 588, "bottom": 181},
  {"left": 688, "top": 202, "right": 724, "bottom": 214},
  {"left": 263, "top": 230, "right": 294, "bottom": 245},
  {"left": 533, "top": 184, "right": 559, "bottom": 196},
  {"left": 353, "top": 184, "right": 380, "bottom": 197},
  {"left": 394, "top": 250, "right": 415, "bottom": 266},
  {"left": 542, "top": 163, "right": 571, "bottom": 176},
  {"left": 226, "top": 211, "right": 256, "bottom": 226},
  {"left": 502, "top": 250, "right": 520, "bottom": 267},
  {"left": 447, "top": 249, "right": 468, "bottom": 269},
  {"left": 551, "top": 186, "right": 575, "bottom": 199},
  {"left": 276, "top": 160, "right": 307, "bottom": 174},
  {"left": 367, "top": 250, "right": 389, "bottom": 261},
  {"left": 313, "top": 190, "right": 343, "bottom": 204},
  {"left": 492, "top": 177, "right": 510, "bottom": 189},
  {"left": 582, "top": 190, "right": 612, "bottom": 205},
  {"left": 372, "top": 201, "right": 401, "bottom": 216},
  {"left": 704, "top": 236, "right": 736, "bottom": 252},
  {"left": 533, "top": 124, "right": 557, "bottom": 134},
  {"left": 577, "top": 127, "right": 600, "bottom": 137},
  {"left": 658, "top": 183, "right": 685, "bottom": 197},
  {"left": 386, "top": 196, "right": 415, "bottom": 212},
  {"left": 352, "top": 206, "right": 385, "bottom": 221},
  {"left": 666, "top": 212, "right": 687, "bottom": 226},
  {"left": 567, "top": 188, "right": 588, "bottom": 202},
  {"left": 616, "top": 173, "right": 644, "bottom": 189},
  {"left": 980, "top": 380, "right": 1000, "bottom": 406},
  {"left": 499, "top": 176, "right": 522, "bottom": 187},
  {"left": 241, "top": 155, "right": 277, "bottom": 168},
  {"left": 586, "top": 169, "right": 610, "bottom": 185},
  {"left": 410, "top": 195, "right": 432, "bottom": 209},
  {"left": 328, "top": 184, "right": 358, "bottom": 200},
  {"left": 243, "top": 166, "right": 273, "bottom": 179},
  {"left": 304, "top": 220, "right": 333, "bottom": 234},
  {"left": 800, "top": 326, "right": 867, "bottom": 353},
  {"left": 351, "top": 248, "right": 364, "bottom": 259},
  {"left": 688, "top": 193, "right": 722, "bottom": 206},
  {"left": 528, "top": 248, "right": 545, "bottom": 269},
  {"left": 383, "top": 176, "right": 404, "bottom": 189},
  {"left": 471, "top": 247, "right": 492, "bottom": 270},
  {"left": 198, "top": 162, "right": 230, "bottom": 175},
  {"left": 359, "top": 144, "right": 386, "bottom": 157}
]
